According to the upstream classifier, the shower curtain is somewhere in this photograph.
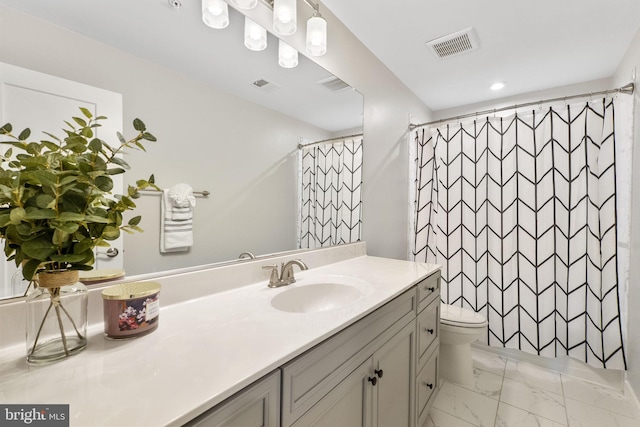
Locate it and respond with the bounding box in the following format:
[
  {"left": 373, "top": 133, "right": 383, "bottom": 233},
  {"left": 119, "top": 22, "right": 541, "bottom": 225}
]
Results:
[
  {"left": 412, "top": 98, "right": 627, "bottom": 369},
  {"left": 298, "top": 136, "right": 363, "bottom": 249}
]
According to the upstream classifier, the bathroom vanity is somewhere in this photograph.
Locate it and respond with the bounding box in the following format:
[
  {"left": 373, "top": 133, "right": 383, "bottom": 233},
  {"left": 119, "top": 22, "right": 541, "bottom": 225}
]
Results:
[{"left": 0, "top": 243, "right": 440, "bottom": 426}]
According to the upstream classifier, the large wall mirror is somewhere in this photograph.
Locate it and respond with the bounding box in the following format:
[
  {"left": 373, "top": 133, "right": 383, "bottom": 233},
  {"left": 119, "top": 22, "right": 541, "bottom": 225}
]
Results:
[{"left": 0, "top": 0, "right": 363, "bottom": 300}]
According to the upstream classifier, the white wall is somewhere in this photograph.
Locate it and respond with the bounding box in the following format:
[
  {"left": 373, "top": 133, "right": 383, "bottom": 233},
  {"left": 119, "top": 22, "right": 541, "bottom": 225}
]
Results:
[
  {"left": 0, "top": 5, "right": 333, "bottom": 275},
  {"left": 612, "top": 28, "right": 640, "bottom": 397}
]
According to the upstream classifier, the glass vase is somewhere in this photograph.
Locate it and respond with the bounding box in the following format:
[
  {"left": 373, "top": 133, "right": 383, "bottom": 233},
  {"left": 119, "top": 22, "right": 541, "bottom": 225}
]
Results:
[
  {"left": 26, "top": 270, "right": 88, "bottom": 364},
  {"left": 11, "top": 265, "right": 31, "bottom": 297}
]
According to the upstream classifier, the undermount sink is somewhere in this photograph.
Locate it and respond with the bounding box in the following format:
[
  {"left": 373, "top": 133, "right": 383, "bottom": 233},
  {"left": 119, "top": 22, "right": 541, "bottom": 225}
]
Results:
[{"left": 270, "top": 275, "right": 370, "bottom": 313}]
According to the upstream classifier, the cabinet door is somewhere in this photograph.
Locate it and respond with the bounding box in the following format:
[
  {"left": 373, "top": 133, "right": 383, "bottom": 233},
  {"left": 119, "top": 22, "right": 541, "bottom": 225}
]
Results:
[
  {"left": 292, "top": 359, "right": 374, "bottom": 427},
  {"left": 373, "top": 320, "right": 416, "bottom": 427},
  {"left": 185, "top": 371, "right": 280, "bottom": 427}
]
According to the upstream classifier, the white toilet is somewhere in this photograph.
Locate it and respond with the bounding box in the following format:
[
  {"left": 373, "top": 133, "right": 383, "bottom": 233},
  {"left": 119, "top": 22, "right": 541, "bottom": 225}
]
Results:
[{"left": 439, "top": 304, "right": 488, "bottom": 386}]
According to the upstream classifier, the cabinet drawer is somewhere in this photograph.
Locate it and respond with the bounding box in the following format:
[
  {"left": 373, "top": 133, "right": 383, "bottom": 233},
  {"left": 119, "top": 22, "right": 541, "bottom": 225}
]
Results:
[
  {"left": 282, "top": 288, "right": 417, "bottom": 427},
  {"left": 417, "top": 298, "right": 439, "bottom": 370},
  {"left": 185, "top": 370, "right": 280, "bottom": 427},
  {"left": 417, "top": 271, "right": 440, "bottom": 312},
  {"left": 416, "top": 346, "right": 439, "bottom": 427}
]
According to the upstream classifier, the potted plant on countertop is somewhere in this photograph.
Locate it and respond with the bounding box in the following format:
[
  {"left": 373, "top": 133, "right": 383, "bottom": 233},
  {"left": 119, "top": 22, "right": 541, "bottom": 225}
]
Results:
[{"left": 0, "top": 107, "right": 158, "bottom": 363}]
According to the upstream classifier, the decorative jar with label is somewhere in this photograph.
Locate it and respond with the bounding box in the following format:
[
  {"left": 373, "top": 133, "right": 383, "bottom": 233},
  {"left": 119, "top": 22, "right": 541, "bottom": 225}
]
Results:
[{"left": 101, "top": 282, "right": 161, "bottom": 339}]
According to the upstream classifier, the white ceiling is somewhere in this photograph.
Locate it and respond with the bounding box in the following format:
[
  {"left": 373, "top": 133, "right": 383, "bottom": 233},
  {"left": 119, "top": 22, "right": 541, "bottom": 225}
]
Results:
[
  {"left": 3, "top": 0, "right": 640, "bottom": 122},
  {"left": 322, "top": 0, "right": 640, "bottom": 111}
]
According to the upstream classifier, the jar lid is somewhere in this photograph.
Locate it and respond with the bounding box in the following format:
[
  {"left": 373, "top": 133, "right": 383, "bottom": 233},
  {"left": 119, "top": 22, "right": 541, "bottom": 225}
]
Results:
[{"left": 101, "top": 281, "right": 161, "bottom": 300}]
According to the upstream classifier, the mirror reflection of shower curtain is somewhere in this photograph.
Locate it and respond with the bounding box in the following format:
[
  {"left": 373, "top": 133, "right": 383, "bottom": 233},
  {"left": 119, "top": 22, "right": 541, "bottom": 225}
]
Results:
[
  {"left": 411, "top": 98, "right": 629, "bottom": 370},
  {"left": 298, "top": 137, "right": 363, "bottom": 249}
]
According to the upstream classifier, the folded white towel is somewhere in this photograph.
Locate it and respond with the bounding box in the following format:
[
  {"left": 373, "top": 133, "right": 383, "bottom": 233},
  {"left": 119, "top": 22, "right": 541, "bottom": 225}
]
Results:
[
  {"left": 168, "top": 183, "right": 196, "bottom": 208},
  {"left": 160, "top": 184, "right": 195, "bottom": 253}
]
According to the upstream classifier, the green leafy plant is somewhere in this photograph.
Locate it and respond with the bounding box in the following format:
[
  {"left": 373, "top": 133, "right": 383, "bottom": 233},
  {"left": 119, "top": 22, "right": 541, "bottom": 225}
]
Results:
[{"left": 0, "top": 107, "right": 158, "bottom": 281}]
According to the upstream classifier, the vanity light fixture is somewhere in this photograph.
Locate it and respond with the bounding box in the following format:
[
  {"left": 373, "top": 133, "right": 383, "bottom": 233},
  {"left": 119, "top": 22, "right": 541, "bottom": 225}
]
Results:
[
  {"left": 202, "top": 0, "right": 229, "bottom": 29},
  {"left": 491, "top": 81, "right": 505, "bottom": 91},
  {"left": 202, "top": 0, "right": 329, "bottom": 62},
  {"left": 244, "top": 16, "right": 268, "bottom": 51},
  {"left": 228, "top": 0, "right": 257, "bottom": 9},
  {"left": 273, "top": 0, "right": 297, "bottom": 35},
  {"left": 278, "top": 39, "right": 298, "bottom": 68},
  {"left": 306, "top": 6, "right": 327, "bottom": 57}
]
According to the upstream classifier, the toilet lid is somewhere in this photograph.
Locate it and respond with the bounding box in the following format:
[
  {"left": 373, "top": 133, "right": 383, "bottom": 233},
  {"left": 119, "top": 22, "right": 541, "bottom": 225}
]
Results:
[{"left": 440, "top": 304, "right": 487, "bottom": 327}]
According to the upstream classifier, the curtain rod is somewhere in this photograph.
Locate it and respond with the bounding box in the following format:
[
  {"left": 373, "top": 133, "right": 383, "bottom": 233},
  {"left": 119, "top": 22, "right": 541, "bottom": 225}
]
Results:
[
  {"left": 408, "top": 82, "right": 635, "bottom": 130},
  {"left": 297, "top": 133, "right": 364, "bottom": 149},
  {"left": 138, "top": 189, "right": 210, "bottom": 197}
]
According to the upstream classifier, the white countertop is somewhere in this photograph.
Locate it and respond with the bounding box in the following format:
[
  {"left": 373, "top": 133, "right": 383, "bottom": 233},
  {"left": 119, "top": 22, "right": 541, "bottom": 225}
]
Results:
[{"left": 0, "top": 255, "right": 438, "bottom": 426}]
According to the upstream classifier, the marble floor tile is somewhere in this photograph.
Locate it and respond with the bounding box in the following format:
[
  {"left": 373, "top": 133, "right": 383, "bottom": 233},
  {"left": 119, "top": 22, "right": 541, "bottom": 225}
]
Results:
[
  {"left": 457, "top": 367, "right": 503, "bottom": 400},
  {"left": 504, "top": 359, "right": 563, "bottom": 395},
  {"left": 433, "top": 381, "right": 499, "bottom": 427},
  {"left": 565, "top": 397, "right": 640, "bottom": 427},
  {"left": 500, "top": 378, "right": 566, "bottom": 424},
  {"left": 561, "top": 375, "right": 640, "bottom": 419},
  {"left": 495, "top": 402, "right": 567, "bottom": 427},
  {"left": 423, "top": 407, "right": 478, "bottom": 427},
  {"left": 471, "top": 349, "right": 507, "bottom": 376}
]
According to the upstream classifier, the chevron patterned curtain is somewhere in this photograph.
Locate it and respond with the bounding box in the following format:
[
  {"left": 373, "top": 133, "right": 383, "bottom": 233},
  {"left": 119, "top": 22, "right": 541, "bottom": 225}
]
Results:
[
  {"left": 298, "top": 137, "right": 363, "bottom": 249},
  {"left": 412, "top": 99, "right": 627, "bottom": 369}
]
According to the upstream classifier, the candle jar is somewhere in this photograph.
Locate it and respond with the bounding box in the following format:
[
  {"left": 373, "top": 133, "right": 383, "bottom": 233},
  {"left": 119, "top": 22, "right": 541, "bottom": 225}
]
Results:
[{"left": 102, "top": 282, "right": 161, "bottom": 339}]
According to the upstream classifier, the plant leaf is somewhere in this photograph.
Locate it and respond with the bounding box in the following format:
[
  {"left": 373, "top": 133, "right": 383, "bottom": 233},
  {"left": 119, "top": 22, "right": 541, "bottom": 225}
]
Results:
[
  {"left": 21, "top": 237, "right": 56, "bottom": 261},
  {"left": 133, "top": 118, "right": 146, "bottom": 132},
  {"left": 18, "top": 128, "right": 31, "bottom": 141},
  {"left": 128, "top": 215, "right": 141, "bottom": 226},
  {"left": 79, "top": 107, "right": 93, "bottom": 119}
]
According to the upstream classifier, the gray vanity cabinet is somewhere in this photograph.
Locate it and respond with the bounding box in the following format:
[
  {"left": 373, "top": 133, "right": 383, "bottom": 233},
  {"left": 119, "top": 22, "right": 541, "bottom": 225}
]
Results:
[
  {"left": 281, "top": 287, "right": 418, "bottom": 427},
  {"left": 373, "top": 320, "right": 416, "bottom": 427},
  {"left": 290, "top": 358, "right": 374, "bottom": 427},
  {"left": 184, "top": 370, "right": 280, "bottom": 427},
  {"left": 414, "top": 271, "right": 441, "bottom": 427},
  {"left": 288, "top": 316, "right": 416, "bottom": 427}
]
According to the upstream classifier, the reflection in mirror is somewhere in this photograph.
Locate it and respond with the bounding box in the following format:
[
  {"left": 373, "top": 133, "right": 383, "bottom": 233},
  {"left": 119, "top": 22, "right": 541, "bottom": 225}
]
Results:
[{"left": 0, "top": 0, "right": 363, "bottom": 300}]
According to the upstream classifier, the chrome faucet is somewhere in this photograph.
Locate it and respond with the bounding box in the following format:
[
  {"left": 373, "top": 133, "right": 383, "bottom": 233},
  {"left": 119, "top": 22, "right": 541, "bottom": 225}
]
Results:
[
  {"left": 238, "top": 251, "right": 256, "bottom": 260},
  {"left": 262, "top": 259, "right": 308, "bottom": 288}
]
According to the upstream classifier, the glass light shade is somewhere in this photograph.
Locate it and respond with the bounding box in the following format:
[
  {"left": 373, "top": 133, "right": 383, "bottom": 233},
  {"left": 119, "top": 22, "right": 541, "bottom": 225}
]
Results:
[
  {"left": 202, "top": 0, "right": 229, "bottom": 29},
  {"left": 244, "top": 16, "right": 267, "bottom": 51},
  {"left": 228, "top": 0, "right": 257, "bottom": 9},
  {"left": 273, "top": 0, "right": 297, "bottom": 35},
  {"left": 278, "top": 40, "right": 298, "bottom": 68},
  {"left": 306, "top": 15, "right": 327, "bottom": 56}
]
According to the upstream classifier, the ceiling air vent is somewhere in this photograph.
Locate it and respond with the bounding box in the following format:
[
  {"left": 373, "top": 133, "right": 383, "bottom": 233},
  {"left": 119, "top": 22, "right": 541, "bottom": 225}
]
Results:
[
  {"left": 317, "top": 75, "right": 351, "bottom": 93},
  {"left": 426, "top": 27, "right": 479, "bottom": 59},
  {"left": 251, "top": 78, "right": 281, "bottom": 93}
]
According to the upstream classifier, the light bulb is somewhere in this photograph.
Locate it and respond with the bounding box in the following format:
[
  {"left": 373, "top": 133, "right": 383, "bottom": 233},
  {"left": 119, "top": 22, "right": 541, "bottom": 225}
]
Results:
[
  {"left": 202, "top": 0, "right": 229, "bottom": 29},
  {"left": 279, "top": 40, "right": 298, "bottom": 68},
  {"left": 244, "top": 16, "right": 267, "bottom": 51},
  {"left": 273, "top": 0, "right": 297, "bottom": 35},
  {"left": 306, "top": 15, "right": 327, "bottom": 56}
]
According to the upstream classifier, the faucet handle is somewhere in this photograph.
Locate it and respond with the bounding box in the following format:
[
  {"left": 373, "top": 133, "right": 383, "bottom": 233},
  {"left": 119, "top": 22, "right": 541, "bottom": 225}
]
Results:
[{"left": 262, "top": 264, "right": 280, "bottom": 286}]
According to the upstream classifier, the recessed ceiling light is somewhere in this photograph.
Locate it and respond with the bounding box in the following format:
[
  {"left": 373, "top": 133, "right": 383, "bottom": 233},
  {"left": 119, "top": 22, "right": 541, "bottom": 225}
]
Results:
[{"left": 490, "top": 82, "right": 505, "bottom": 91}]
